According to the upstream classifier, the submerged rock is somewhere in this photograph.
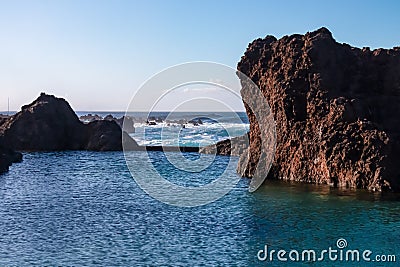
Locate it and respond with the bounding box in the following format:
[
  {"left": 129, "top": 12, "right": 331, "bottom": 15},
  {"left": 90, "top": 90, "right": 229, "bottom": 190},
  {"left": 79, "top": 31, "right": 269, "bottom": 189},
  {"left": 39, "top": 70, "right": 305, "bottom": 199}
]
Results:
[
  {"left": 0, "top": 93, "right": 139, "bottom": 151},
  {"left": 238, "top": 27, "right": 400, "bottom": 192}
]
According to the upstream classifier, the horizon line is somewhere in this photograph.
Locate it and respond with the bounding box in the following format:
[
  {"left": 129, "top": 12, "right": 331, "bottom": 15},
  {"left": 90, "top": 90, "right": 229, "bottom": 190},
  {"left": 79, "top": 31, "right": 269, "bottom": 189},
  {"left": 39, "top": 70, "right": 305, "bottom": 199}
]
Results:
[{"left": 0, "top": 110, "right": 247, "bottom": 114}]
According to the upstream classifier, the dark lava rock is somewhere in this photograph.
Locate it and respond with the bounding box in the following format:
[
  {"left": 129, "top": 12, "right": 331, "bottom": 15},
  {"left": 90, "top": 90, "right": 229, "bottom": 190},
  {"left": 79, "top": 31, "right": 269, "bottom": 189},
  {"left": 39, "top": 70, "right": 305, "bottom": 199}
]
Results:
[
  {"left": 0, "top": 93, "right": 85, "bottom": 151},
  {"left": 81, "top": 114, "right": 136, "bottom": 134},
  {"left": 85, "top": 120, "right": 124, "bottom": 151},
  {"left": 0, "top": 138, "right": 22, "bottom": 173},
  {"left": 199, "top": 134, "right": 249, "bottom": 156},
  {"left": 0, "top": 115, "right": 9, "bottom": 128},
  {"left": 237, "top": 27, "right": 400, "bottom": 192},
  {"left": 85, "top": 120, "right": 138, "bottom": 151},
  {"left": 79, "top": 113, "right": 103, "bottom": 122},
  {"left": 79, "top": 113, "right": 103, "bottom": 123},
  {"left": 0, "top": 93, "right": 139, "bottom": 151},
  {"left": 104, "top": 115, "right": 135, "bottom": 134},
  {"left": 188, "top": 118, "right": 203, "bottom": 126}
]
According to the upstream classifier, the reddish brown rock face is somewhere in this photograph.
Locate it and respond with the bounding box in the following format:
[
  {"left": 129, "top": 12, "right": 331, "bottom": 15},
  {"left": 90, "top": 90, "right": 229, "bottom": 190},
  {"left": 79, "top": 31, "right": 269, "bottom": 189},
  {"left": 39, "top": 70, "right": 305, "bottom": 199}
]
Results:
[{"left": 238, "top": 27, "right": 400, "bottom": 192}]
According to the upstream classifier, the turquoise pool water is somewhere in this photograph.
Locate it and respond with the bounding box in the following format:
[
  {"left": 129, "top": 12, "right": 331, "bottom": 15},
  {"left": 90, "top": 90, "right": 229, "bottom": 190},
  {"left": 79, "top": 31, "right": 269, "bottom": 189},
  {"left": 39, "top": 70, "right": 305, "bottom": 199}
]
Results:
[{"left": 0, "top": 151, "right": 398, "bottom": 266}]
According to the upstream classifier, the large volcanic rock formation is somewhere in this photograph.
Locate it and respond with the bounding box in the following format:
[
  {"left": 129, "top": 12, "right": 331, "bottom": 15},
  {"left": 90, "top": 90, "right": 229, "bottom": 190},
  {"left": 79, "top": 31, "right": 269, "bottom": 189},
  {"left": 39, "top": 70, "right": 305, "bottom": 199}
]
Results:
[
  {"left": 0, "top": 93, "right": 139, "bottom": 152},
  {"left": 237, "top": 27, "right": 400, "bottom": 192},
  {"left": 0, "top": 93, "right": 86, "bottom": 150}
]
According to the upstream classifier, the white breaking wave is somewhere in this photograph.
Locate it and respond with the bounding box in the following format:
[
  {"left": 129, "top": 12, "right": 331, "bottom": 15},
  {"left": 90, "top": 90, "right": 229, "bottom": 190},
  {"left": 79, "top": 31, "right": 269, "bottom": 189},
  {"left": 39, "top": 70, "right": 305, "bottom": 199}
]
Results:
[{"left": 130, "top": 122, "right": 249, "bottom": 146}]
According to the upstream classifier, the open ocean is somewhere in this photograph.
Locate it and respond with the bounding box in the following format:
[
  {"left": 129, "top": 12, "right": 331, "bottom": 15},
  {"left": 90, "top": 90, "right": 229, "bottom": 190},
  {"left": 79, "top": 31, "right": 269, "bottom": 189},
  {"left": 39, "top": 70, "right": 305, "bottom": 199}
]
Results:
[{"left": 0, "top": 112, "right": 398, "bottom": 266}]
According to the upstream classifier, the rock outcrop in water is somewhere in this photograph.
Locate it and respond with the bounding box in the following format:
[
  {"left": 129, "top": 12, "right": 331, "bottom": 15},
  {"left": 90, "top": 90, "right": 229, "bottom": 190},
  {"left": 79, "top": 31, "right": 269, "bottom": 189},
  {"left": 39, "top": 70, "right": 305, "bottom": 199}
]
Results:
[
  {"left": 0, "top": 139, "right": 22, "bottom": 173},
  {"left": 85, "top": 120, "right": 138, "bottom": 151},
  {"left": 0, "top": 93, "right": 86, "bottom": 150},
  {"left": 80, "top": 114, "right": 135, "bottom": 134},
  {"left": 0, "top": 93, "right": 139, "bottom": 152},
  {"left": 104, "top": 115, "right": 135, "bottom": 134},
  {"left": 79, "top": 113, "right": 103, "bottom": 122},
  {"left": 199, "top": 134, "right": 249, "bottom": 156},
  {"left": 237, "top": 27, "right": 400, "bottom": 192}
]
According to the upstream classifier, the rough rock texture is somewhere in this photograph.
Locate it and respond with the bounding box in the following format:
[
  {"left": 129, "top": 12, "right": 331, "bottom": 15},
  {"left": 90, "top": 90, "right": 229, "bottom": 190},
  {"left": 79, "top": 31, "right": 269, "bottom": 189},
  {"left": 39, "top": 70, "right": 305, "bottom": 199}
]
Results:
[
  {"left": 104, "top": 115, "right": 135, "bottom": 134},
  {"left": 0, "top": 93, "right": 139, "bottom": 151},
  {"left": 0, "top": 115, "right": 9, "bottom": 128},
  {"left": 80, "top": 114, "right": 136, "bottom": 134},
  {"left": 199, "top": 134, "right": 249, "bottom": 156},
  {"left": 237, "top": 27, "right": 400, "bottom": 192},
  {"left": 85, "top": 120, "right": 138, "bottom": 151},
  {"left": 0, "top": 93, "right": 86, "bottom": 150},
  {"left": 79, "top": 113, "right": 103, "bottom": 122}
]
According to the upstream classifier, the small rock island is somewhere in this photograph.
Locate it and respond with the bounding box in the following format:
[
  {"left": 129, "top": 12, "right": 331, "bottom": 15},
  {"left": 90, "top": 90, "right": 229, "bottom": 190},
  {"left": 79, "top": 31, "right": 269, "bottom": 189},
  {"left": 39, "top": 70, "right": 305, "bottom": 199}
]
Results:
[{"left": 0, "top": 93, "right": 139, "bottom": 171}]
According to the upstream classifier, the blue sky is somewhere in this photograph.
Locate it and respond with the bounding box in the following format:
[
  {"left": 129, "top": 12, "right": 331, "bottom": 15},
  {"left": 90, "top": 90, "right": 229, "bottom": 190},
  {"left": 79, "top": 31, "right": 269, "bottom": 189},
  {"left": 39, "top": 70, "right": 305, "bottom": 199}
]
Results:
[{"left": 1, "top": 0, "right": 399, "bottom": 111}]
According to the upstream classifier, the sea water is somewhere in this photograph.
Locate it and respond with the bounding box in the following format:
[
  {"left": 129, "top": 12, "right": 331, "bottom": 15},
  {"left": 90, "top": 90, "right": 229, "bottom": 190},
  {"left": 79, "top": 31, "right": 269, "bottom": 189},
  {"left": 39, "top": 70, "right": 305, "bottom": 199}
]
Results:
[
  {"left": 77, "top": 111, "right": 250, "bottom": 147},
  {"left": 0, "top": 113, "right": 399, "bottom": 266}
]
